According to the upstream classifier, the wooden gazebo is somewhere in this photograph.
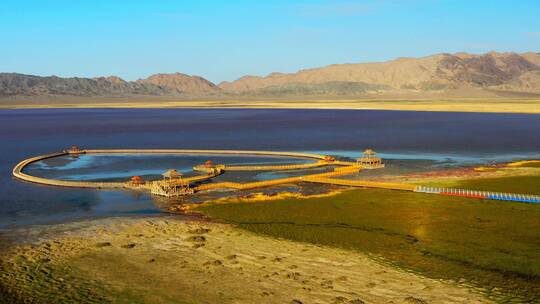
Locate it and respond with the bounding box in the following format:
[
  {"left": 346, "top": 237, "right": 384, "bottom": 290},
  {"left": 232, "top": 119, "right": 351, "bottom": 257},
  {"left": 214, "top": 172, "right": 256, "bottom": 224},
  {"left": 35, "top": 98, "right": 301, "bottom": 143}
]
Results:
[
  {"left": 130, "top": 175, "right": 144, "bottom": 185},
  {"left": 65, "top": 146, "right": 85, "bottom": 154},
  {"left": 357, "top": 149, "right": 385, "bottom": 169},
  {"left": 324, "top": 155, "right": 336, "bottom": 162},
  {"left": 152, "top": 169, "right": 193, "bottom": 197}
]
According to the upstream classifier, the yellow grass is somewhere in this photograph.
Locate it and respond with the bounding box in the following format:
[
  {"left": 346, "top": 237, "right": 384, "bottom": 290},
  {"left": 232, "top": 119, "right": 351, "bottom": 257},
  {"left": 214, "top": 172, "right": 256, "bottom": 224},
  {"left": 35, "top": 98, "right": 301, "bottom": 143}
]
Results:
[
  {"left": 506, "top": 160, "right": 540, "bottom": 167},
  {"left": 2, "top": 98, "right": 540, "bottom": 114}
]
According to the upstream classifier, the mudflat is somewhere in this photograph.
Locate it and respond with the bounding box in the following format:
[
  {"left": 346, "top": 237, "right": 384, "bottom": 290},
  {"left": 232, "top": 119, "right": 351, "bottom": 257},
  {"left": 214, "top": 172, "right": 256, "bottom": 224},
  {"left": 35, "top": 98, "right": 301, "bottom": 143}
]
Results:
[{"left": 0, "top": 217, "right": 490, "bottom": 304}]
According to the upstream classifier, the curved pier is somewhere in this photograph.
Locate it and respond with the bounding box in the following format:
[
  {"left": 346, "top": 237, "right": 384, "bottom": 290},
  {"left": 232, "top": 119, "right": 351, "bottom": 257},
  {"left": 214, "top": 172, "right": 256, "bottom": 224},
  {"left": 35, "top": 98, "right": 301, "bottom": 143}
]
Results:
[
  {"left": 12, "top": 149, "right": 334, "bottom": 190},
  {"left": 12, "top": 148, "right": 540, "bottom": 203},
  {"left": 194, "top": 164, "right": 362, "bottom": 191},
  {"left": 85, "top": 149, "right": 327, "bottom": 160},
  {"left": 12, "top": 152, "right": 126, "bottom": 189}
]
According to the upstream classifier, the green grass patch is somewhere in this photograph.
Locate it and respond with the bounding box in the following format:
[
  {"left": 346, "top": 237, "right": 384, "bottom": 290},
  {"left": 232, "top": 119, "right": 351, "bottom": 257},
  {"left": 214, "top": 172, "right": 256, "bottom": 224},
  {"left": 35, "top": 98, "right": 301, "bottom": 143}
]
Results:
[
  {"left": 457, "top": 175, "right": 540, "bottom": 194},
  {"left": 425, "top": 174, "right": 540, "bottom": 195},
  {"left": 196, "top": 188, "right": 540, "bottom": 302}
]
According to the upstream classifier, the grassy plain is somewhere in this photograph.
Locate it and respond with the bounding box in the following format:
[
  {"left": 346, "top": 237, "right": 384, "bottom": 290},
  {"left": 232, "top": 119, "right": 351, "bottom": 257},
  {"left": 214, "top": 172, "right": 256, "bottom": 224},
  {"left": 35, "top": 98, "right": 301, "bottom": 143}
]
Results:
[
  {"left": 414, "top": 166, "right": 540, "bottom": 194},
  {"left": 195, "top": 176, "right": 540, "bottom": 303}
]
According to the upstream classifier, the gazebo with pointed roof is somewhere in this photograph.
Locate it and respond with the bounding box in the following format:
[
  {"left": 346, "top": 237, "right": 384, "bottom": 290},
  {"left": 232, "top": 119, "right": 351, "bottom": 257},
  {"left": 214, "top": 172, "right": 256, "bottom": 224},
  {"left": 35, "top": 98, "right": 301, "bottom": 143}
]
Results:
[
  {"left": 162, "top": 169, "right": 183, "bottom": 180},
  {"left": 204, "top": 160, "right": 214, "bottom": 168},
  {"left": 152, "top": 169, "right": 193, "bottom": 197},
  {"left": 363, "top": 149, "right": 376, "bottom": 157},
  {"left": 130, "top": 175, "right": 144, "bottom": 185},
  {"left": 357, "top": 149, "right": 385, "bottom": 169},
  {"left": 65, "top": 146, "right": 85, "bottom": 154},
  {"left": 324, "top": 155, "right": 336, "bottom": 162}
]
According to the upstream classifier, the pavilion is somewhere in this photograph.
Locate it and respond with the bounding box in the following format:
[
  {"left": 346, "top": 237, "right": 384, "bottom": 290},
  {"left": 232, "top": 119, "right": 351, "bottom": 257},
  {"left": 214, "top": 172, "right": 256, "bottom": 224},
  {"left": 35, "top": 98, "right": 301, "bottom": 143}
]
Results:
[
  {"left": 151, "top": 169, "right": 194, "bottom": 197},
  {"left": 357, "top": 149, "right": 385, "bottom": 169}
]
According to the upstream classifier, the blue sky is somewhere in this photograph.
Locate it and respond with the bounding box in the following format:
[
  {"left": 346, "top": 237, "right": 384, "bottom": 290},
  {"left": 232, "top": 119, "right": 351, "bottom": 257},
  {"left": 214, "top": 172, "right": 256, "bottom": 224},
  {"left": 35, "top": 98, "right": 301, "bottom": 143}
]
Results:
[{"left": 1, "top": 0, "right": 539, "bottom": 83}]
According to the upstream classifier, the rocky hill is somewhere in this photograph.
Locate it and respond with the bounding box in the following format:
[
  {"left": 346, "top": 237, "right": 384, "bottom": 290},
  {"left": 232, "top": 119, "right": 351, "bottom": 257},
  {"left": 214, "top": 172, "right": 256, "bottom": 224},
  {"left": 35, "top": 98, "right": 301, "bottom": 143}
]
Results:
[
  {"left": 491, "top": 70, "right": 540, "bottom": 93},
  {"left": 0, "top": 73, "right": 221, "bottom": 97},
  {"left": 137, "top": 73, "right": 220, "bottom": 94},
  {"left": 219, "top": 52, "right": 540, "bottom": 94}
]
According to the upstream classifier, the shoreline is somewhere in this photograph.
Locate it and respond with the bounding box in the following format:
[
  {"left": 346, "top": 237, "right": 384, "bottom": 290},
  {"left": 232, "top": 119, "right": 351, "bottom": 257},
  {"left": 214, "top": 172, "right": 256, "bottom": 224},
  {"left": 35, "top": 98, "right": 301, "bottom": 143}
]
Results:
[
  {"left": 1, "top": 99, "right": 540, "bottom": 114},
  {"left": 0, "top": 216, "right": 492, "bottom": 303}
]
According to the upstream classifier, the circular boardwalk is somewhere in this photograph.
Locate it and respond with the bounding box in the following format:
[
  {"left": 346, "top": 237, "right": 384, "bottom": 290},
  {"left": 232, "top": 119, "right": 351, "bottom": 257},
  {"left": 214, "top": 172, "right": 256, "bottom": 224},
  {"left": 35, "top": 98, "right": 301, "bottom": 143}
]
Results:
[
  {"left": 12, "top": 149, "right": 341, "bottom": 191},
  {"left": 12, "top": 148, "right": 540, "bottom": 203}
]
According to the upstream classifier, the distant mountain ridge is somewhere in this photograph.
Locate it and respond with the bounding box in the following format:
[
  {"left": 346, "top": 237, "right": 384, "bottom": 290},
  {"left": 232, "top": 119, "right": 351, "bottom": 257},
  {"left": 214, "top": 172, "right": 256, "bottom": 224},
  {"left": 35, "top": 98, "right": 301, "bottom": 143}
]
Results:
[
  {"left": 1, "top": 51, "right": 540, "bottom": 98},
  {"left": 219, "top": 52, "right": 540, "bottom": 94},
  {"left": 0, "top": 72, "right": 221, "bottom": 97}
]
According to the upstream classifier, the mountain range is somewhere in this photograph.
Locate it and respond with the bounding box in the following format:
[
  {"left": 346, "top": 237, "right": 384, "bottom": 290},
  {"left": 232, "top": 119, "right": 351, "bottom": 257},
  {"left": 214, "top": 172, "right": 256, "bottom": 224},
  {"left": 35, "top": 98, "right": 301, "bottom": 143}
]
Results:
[{"left": 2, "top": 51, "right": 540, "bottom": 99}]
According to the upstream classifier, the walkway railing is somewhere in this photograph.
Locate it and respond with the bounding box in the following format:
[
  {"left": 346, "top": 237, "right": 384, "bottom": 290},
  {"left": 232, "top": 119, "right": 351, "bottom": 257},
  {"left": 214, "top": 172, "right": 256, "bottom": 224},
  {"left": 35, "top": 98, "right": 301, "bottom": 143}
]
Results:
[
  {"left": 194, "top": 165, "right": 361, "bottom": 191},
  {"left": 414, "top": 186, "right": 540, "bottom": 203},
  {"left": 222, "top": 161, "right": 328, "bottom": 171}
]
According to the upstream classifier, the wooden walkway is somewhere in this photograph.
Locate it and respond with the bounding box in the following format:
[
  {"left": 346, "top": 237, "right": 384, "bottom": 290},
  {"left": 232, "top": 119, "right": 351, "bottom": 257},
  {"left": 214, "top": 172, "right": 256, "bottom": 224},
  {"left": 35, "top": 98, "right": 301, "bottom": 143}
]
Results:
[
  {"left": 194, "top": 165, "right": 361, "bottom": 191},
  {"left": 223, "top": 161, "right": 327, "bottom": 171},
  {"left": 84, "top": 149, "right": 327, "bottom": 160},
  {"left": 12, "top": 149, "right": 350, "bottom": 190},
  {"left": 12, "top": 150, "right": 224, "bottom": 189},
  {"left": 303, "top": 177, "right": 417, "bottom": 191},
  {"left": 12, "top": 152, "right": 126, "bottom": 189},
  {"left": 12, "top": 148, "right": 540, "bottom": 204}
]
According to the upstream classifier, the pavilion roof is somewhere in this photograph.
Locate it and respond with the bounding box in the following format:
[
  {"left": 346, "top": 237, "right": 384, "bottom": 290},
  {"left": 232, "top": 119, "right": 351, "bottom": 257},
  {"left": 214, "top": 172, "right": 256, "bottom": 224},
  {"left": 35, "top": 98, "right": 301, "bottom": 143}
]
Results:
[
  {"left": 162, "top": 169, "right": 183, "bottom": 179},
  {"left": 363, "top": 149, "right": 376, "bottom": 155}
]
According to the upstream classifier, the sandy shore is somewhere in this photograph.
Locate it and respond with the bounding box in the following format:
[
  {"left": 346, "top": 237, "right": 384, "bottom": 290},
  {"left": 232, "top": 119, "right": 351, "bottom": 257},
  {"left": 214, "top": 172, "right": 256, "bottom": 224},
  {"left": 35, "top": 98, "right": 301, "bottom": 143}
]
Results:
[
  {"left": 0, "top": 217, "right": 491, "bottom": 304},
  {"left": 2, "top": 98, "right": 540, "bottom": 114}
]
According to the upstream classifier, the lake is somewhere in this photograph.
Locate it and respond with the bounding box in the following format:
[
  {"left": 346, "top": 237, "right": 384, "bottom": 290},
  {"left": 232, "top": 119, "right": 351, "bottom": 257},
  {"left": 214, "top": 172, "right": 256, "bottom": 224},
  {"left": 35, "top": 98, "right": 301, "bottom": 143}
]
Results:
[{"left": 1, "top": 108, "right": 540, "bottom": 228}]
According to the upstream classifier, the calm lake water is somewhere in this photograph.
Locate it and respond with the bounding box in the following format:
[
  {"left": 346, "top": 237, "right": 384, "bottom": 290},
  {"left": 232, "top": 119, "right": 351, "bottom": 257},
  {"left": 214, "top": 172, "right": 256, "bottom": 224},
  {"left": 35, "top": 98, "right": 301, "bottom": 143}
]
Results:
[{"left": 1, "top": 108, "right": 540, "bottom": 228}]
